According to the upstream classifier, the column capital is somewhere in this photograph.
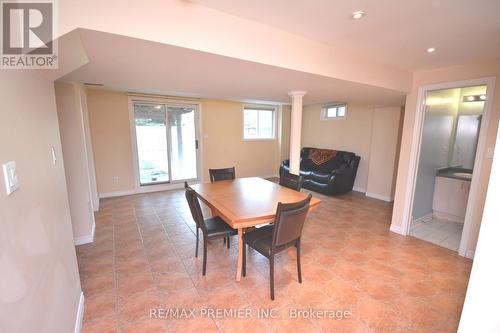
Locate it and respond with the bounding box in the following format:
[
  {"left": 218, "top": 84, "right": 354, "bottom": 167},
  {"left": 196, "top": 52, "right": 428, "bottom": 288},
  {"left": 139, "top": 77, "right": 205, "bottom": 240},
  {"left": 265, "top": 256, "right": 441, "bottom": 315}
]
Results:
[{"left": 288, "top": 91, "right": 307, "bottom": 98}]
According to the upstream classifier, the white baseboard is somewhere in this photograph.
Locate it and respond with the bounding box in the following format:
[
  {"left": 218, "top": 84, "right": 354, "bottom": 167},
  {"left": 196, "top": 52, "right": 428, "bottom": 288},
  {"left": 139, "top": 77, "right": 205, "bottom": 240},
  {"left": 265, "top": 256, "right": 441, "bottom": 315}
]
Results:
[
  {"left": 353, "top": 186, "right": 366, "bottom": 193},
  {"left": 465, "top": 250, "right": 475, "bottom": 259},
  {"left": 74, "top": 292, "right": 84, "bottom": 333},
  {"left": 365, "top": 192, "right": 393, "bottom": 202},
  {"left": 390, "top": 224, "right": 404, "bottom": 235},
  {"left": 99, "top": 183, "right": 185, "bottom": 198},
  {"left": 100, "top": 176, "right": 280, "bottom": 199},
  {"left": 99, "top": 189, "right": 137, "bottom": 198},
  {"left": 74, "top": 221, "right": 95, "bottom": 246},
  {"left": 433, "top": 210, "right": 464, "bottom": 223},
  {"left": 92, "top": 198, "right": 100, "bottom": 212},
  {"left": 413, "top": 212, "right": 434, "bottom": 224}
]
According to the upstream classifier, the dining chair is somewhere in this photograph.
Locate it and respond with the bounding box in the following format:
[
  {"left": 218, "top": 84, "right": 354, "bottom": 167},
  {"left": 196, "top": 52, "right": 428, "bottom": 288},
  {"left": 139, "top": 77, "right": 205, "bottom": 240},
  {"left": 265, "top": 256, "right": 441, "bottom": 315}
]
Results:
[
  {"left": 279, "top": 172, "right": 303, "bottom": 192},
  {"left": 242, "top": 194, "right": 312, "bottom": 300},
  {"left": 208, "top": 167, "right": 236, "bottom": 251},
  {"left": 184, "top": 183, "right": 237, "bottom": 275},
  {"left": 209, "top": 167, "right": 236, "bottom": 182}
]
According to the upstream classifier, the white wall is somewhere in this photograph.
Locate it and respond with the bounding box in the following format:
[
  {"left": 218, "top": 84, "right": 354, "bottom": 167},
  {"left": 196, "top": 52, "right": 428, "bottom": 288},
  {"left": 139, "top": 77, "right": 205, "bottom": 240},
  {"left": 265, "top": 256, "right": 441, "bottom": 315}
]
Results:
[
  {"left": 58, "top": 0, "right": 411, "bottom": 93},
  {"left": 0, "top": 72, "right": 82, "bottom": 333},
  {"left": 391, "top": 59, "right": 500, "bottom": 257},
  {"left": 366, "top": 107, "right": 403, "bottom": 201},
  {"left": 78, "top": 84, "right": 100, "bottom": 211},
  {"left": 458, "top": 120, "right": 500, "bottom": 333},
  {"left": 55, "top": 82, "right": 96, "bottom": 244}
]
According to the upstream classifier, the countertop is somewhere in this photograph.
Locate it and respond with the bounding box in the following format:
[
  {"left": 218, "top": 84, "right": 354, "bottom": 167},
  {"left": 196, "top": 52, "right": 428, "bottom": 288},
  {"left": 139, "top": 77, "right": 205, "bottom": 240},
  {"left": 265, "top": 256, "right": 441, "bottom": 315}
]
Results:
[{"left": 436, "top": 167, "right": 473, "bottom": 181}]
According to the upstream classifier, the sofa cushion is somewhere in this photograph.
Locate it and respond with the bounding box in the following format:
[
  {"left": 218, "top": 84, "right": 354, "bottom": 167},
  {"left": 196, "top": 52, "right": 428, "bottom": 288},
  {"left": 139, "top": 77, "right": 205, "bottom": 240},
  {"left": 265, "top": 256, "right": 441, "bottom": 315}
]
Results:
[
  {"left": 302, "top": 179, "right": 330, "bottom": 192},
  {"left": 281, "top": 163, "right": 312, "bottom": 178},
  {"left": 301, "top": 149, "right": 346, "bottom": 173},
  {"left": 280, "top": 147, "right": 360, "bottom": 196},
  {"left": 309, "top": 170, "right": 332, "bottom": 183},
  {"left": 299, "top": 169, "right": 312, "bottom": 177}
]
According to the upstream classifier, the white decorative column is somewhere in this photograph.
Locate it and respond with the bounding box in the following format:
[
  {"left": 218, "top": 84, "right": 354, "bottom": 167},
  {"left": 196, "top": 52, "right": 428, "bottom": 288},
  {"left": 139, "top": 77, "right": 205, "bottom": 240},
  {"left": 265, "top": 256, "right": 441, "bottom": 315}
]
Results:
[{"left": 288, "top": 91, "right": 306, "bottom": 175}]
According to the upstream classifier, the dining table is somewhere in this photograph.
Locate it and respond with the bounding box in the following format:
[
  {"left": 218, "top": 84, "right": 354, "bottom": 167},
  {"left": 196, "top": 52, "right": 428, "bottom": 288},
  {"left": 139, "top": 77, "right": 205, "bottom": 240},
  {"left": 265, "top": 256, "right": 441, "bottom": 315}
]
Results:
[{"left": 190, "top": 177, "right": 321, "bottom": 281}]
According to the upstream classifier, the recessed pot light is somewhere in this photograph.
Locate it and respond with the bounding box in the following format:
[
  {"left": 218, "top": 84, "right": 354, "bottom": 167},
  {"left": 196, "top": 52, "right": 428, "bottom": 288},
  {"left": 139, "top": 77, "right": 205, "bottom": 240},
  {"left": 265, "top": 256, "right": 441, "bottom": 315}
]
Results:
[
  {"left": 351, "top": 10, "right": 366, "bottom": 19},
  {"left": 426, "top": 47, "right": 436, "bottom": 53}
]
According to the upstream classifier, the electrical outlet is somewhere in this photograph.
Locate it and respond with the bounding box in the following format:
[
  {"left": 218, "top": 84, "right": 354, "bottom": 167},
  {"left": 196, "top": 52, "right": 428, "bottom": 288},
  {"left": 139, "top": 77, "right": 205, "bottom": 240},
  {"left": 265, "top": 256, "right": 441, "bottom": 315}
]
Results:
[{"left": 113, "top": 176, "right": 119, "bottom": 184}]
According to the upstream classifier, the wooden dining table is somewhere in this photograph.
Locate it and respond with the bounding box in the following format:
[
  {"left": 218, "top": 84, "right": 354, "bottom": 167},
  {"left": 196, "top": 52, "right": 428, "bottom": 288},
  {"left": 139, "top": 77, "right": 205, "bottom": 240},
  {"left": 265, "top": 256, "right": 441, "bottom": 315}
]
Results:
[{"left": 190, "top": 177, "right": 321, "bottom": 281}]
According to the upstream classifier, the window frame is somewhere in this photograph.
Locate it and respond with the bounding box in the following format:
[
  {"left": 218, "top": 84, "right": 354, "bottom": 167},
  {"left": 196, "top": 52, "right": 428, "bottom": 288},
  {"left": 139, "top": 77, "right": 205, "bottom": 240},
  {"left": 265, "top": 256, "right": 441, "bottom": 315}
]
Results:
[
  {"left": 242, "top": 104, "right": 277, "bottom": 141},
  {"left": 320, "top": 103, "right": 348, "bottom": 121},
  {"left": 127, "top": 95, "right": 203, "bottom": 192}
]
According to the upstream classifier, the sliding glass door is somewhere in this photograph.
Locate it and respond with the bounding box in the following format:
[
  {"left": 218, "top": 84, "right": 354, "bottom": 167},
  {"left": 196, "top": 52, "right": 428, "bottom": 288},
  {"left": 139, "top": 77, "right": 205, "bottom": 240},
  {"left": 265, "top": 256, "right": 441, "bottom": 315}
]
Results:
[
  {"left": 168, "top": 107, "right": 198, "bottom": 181},
  {"left": 133, "top": 101, "right": 199, "bottom": 186},
  {"left": 134, "top": 103, "right": 170, "bottom": 185}
]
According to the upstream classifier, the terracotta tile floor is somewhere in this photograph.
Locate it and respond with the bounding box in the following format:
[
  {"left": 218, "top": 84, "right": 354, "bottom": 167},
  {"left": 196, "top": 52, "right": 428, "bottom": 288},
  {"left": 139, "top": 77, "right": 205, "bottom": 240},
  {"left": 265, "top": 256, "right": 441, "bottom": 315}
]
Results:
[{"left": 77, "top": 183, "right": 472, "bottom": 333}]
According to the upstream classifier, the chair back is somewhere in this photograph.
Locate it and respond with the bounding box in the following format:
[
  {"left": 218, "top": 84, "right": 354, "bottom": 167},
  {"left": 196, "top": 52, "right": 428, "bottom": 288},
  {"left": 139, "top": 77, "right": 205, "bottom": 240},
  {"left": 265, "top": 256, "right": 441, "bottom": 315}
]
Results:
[
  {"left": 209, "top": 167, "right": 236, "bottom": 182},
  {"left": 184, "top": 183, "right": 207, "bottom": 232},
  {"left": 279, "top": 172, "right": 303, "bottom": 191},
  {"left": 272, "top": 194, "right": 312, "bottom": 248}
]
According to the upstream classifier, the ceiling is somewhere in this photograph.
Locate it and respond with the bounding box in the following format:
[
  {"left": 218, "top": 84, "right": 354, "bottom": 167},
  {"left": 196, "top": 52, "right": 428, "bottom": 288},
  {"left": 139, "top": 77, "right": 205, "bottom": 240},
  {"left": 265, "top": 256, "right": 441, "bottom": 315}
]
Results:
[
  {"left": 195, "top": 0, "right": 500, "bottom": 70},
  {"left": 59, "top": 29, "right": 405, "bottom": 106}
]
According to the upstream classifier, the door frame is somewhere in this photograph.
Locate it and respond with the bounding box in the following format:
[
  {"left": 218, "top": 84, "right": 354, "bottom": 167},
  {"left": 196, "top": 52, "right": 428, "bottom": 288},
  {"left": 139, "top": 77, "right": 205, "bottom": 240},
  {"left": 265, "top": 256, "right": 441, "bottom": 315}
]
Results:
[
  {"left": 128, "top": 95, "right": 203, "bottom": 193},
  {"left": 400, "top": 76, "right": 496, "bottom": 258}
]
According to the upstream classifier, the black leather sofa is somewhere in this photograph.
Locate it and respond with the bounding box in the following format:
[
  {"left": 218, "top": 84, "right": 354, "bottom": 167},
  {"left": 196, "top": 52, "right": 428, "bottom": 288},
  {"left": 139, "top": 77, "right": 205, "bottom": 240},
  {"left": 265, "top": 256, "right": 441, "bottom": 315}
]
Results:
[{"left": 280, "top": 147, "right": 360, "bottom": 195}]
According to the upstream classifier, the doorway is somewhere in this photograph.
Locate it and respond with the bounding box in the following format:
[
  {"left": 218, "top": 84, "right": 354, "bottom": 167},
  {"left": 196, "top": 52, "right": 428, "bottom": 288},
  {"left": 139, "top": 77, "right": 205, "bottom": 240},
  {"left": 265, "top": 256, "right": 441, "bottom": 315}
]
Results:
[
  {"left": 130, "top": 98, "right": 201, "bottom": 188},
  {"left": 401, "top": 77, "right": 495, "bottom": 257}
]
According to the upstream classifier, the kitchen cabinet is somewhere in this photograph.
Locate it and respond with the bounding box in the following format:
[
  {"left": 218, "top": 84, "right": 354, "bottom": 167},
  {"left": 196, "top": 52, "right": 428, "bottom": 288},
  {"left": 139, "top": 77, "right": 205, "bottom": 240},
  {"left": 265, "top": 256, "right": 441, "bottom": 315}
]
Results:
[{"left": 432, "top": 176, "right": 471, "bottom": 222}]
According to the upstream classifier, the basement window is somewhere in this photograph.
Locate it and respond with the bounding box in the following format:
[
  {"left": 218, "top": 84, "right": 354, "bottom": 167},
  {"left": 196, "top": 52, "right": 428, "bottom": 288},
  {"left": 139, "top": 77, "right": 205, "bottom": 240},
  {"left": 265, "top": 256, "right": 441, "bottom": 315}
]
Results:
[
  {"left": 243, "top": 105, "right": 276, "bottom": 140},
  {"left": 321, "top": 103, "right": 347, "bottom": 120}
]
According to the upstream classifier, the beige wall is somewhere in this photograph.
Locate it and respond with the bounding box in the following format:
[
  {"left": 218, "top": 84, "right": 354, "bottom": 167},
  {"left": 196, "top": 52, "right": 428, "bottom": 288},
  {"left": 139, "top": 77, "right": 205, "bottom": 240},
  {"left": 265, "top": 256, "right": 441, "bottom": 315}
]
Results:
[
  {"left": 366, "top": 107, "right": 404, "bottom": 200},
  {"left": 302, "top": 104, "right": 373, "bottom": 191},
  {"left": 392, "top": 58, "right": 500, "bottom": 255},
  {"left": 55, "top": 82, "right": 95, "bottom": 241},
  {"left": 302, "top": 104, "right": 403, "bottom": 198},
  {"left": 0, "top": 72, "right": 81, "bottom": 332},
  {"left": 87, "top": 89, "right": 136, "bottom": 193},
  {"left": 88, "top": 88, "right": 404, "bottom": 201},
  {"left": 201, "top": 99, "right": 282, "bottom": 181},
  {"left": 86, "top": 88, "right": 286, "bottom": 195}
]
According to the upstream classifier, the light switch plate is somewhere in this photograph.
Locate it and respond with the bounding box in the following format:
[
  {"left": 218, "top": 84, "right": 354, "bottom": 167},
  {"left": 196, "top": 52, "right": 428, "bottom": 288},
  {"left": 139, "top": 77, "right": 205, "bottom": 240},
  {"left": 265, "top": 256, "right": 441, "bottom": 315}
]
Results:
[
  {"left": 487, "top": 147, "right": 495, "bottom": 159},
  {"left": 2, "top": 161, "right": 19, "bottom": 195}
]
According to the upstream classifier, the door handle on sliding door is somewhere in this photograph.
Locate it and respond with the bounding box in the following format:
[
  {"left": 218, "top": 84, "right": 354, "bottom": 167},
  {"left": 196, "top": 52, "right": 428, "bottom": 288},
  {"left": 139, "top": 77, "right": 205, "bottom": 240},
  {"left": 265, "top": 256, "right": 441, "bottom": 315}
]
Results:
[{"left": 195, "top": 140, "right": 199, "bottom": 149}]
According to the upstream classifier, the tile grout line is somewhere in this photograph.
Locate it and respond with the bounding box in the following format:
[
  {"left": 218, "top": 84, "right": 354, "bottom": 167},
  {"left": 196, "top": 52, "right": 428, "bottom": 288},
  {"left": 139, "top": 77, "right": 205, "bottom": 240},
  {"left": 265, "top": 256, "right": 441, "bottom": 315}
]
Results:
[
  {"left": 154, "top": 203, "right": 222, "bottom": 332},
  {"left": 111, "top": 203, "right": 120, "bottom": 333},
  {"left": 166, "top": 202, "right": 225, "bottom": 332},
  {"left": 77, "top": 190, "right": 471, "bottom": 332}
]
